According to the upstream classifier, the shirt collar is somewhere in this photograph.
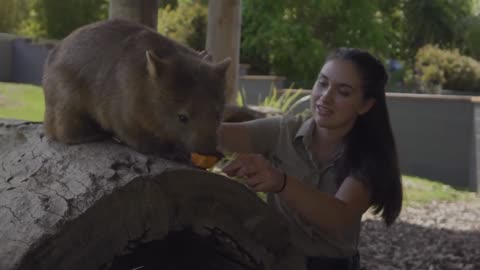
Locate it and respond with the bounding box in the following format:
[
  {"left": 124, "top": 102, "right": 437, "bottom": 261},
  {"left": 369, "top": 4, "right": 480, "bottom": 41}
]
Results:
[
  {"left": 294, "top": 117, "right": 345, "bottom": 165},
  {"left": 294, "top": 117, "right": 315, "bottom": 148}
]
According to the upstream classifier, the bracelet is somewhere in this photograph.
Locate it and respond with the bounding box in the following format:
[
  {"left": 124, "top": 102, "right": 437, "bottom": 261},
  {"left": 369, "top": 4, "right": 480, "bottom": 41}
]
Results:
[{"left": 276, "top": 172, "right": 288, "bottom": 193}]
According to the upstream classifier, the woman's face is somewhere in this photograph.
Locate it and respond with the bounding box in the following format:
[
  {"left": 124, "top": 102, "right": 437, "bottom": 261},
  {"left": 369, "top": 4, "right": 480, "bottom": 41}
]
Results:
[{"left": 310, "top": 59, "right": 374, "bottom": 130}]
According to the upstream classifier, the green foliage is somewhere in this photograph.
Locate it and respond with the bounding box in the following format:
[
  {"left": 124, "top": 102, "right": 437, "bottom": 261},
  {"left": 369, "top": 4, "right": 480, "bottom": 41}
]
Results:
[
  {"left": 312, "top": 1, "right": 398, "bottom": 55},
  {"left": 0, "top": 0, "right": 31, "bottom": 33},
  {"left": 235, "top": 86, "right": 310, "bottom": 117},
  {"left": 454, "top": 15, "right": 480, "bottom": 60},
  {"left": 241, "top": 0, "right": 330, "bottom": 89},
  {"left": 3, "top": 0, "right": 478, "bottom": 94},
  {"left": 0, "top": 0, "right": 19, "bottom": 32},
  {"left": 401, "top": 67, "right": 417, "bottom": 90},
  {"left": 261, "top": 87, "right": 305, "bottom": 113},
  {"left": 16, "top": 8, "right": 46, "bottom": 39},
  {"left": 403, "top": 0, "right": 474, "bottom": 51},
  {"left": 159, "top": 0, "right": 178, "bottom": 9},
  {"left": 241, "top": 0, "right": 479, "bottom": 90},
  {"left": 157, "top": 0, "right": 207, "bottom": 50},
  {"left": 40, "top": 0, "right": 108, "bottom": 39},
  {"left": 15, "top": 0, "right": 108, "bottom": 39},
  {"left": 235, "top": 88, "right": 248, "bottom": 107},
  {"left": 415, "top": 45, "right": 480, "bottom": 93},
  {"left": 241, "top": 0, "right": 406, "bottom": 89}
]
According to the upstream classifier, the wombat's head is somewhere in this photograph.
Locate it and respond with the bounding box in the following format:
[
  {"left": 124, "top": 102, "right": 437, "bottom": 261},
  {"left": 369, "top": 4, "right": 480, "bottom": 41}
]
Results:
[{"left": 140, "top": 50, "right": 231, "bottom": 155}]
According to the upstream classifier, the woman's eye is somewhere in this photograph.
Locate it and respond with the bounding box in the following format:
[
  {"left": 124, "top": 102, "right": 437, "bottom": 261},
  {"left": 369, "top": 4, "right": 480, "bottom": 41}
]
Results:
[
  {"left": 338, "top": 89, "right": 351, "bottom": 97},
  {"left": 178, "top": 114, "right": 189, "bottom": 124},
  {"left": 319, "top": 81, "right": 329, "bottom": 88}
]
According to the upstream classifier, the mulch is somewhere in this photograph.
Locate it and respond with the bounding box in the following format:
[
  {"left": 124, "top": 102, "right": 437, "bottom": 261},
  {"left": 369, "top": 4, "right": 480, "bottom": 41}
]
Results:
[{"left": 359, "top": 200, "right": 480, "bottom": 270}]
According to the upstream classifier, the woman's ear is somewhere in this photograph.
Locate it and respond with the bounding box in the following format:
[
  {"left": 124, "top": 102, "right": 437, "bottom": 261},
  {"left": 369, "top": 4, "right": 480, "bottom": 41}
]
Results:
[{"left": 358, "top": 98, "right": 376, "bottom": 115}]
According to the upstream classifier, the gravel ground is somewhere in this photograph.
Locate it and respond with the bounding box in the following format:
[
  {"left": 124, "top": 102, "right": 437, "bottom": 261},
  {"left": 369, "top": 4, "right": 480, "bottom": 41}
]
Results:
[{"left": 359, "top": 200, "right": 480, "bottom": 270}]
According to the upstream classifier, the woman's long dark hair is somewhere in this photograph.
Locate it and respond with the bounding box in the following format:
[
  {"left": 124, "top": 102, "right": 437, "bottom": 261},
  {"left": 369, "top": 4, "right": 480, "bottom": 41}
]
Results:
[{"left": 329, "top": 48, "right": 403, "bottom": 226}]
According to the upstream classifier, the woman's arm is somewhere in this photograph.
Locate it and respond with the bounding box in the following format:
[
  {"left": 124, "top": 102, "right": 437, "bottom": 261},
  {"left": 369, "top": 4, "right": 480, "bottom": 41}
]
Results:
[
  {"left": 279, "top": 174, "right": 371, "bottom": 234},
  {"left": 217, "top": 117, "right": 282, "bottom": 154},
  {"left": 217, "top": 122, "right": 255, "bottom": 153},
  {"left": 222, "top": 154, "right": 371, "bottom": 235}
]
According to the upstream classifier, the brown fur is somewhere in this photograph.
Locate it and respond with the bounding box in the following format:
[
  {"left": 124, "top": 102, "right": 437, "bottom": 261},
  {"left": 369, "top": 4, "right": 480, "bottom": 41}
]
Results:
[{"left": 42, "top": 19, "right": 230, "bottom": 160}]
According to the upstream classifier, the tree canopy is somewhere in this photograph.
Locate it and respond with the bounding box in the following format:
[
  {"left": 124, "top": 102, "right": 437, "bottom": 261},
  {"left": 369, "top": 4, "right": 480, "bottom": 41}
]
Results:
[{"left": 1, "top": 0, "right": 478, "bottom": 89}]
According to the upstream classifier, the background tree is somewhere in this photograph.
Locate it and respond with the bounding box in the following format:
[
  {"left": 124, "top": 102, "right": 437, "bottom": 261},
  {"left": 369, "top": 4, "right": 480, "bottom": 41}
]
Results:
[
  {"left": 240, "top": 0, "right": 478, "bottom": 89},
  {"left": 241, "top": 0, "right": 400, "bottom": 88},
  {"left": 454, "top": 14, "right": 480, "bottom": 60},
  {"left": 402, "top": 0, "right": 474, "bottom": 51},
  {"left": 14, "top": 0, "right": 108, "bottom": 39},
  {"left": 0, "top": 0, "right": 32, "bottom": 33},
  {"left": 2, "top": 0, "right": 479, "bottom": 92}
]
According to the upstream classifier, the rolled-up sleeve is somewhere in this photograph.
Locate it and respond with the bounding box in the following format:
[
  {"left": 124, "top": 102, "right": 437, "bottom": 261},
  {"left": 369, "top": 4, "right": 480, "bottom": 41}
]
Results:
[{"left": 245, "top": 116, "right": 283, "bottom": 156}]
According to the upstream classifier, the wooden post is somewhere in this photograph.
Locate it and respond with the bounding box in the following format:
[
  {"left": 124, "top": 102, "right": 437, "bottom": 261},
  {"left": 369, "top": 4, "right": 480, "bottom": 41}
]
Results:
[
  {"left": 206, "top": 0, "right": 242, "bottom": 105},
  {"left": 108, "top": 0, "right": 160, "bottom": 29}
]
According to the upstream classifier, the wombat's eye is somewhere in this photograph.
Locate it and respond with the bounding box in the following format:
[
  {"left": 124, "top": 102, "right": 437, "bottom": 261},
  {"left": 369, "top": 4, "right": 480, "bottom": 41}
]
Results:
[{"left": 177, "top": 114, "right": 189, "bottom": 124}]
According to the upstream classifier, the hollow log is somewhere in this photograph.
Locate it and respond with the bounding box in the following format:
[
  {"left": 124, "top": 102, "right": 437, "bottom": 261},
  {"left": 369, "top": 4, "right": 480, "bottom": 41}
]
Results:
[{"left": 0, "top": 119, "right": 304, "bottom": 270}]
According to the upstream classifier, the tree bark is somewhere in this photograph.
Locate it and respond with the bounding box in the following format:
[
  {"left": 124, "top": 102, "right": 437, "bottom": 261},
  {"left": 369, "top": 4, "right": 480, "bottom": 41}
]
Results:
[
  {"left": 206, "top": 0, "right": 242, "bottom": 105},
  {"left": 0, "top": 119, "right": 304, "bottom": 270},
  {"left": 108, "top": 0, "right": 160, "bottom": 29}
]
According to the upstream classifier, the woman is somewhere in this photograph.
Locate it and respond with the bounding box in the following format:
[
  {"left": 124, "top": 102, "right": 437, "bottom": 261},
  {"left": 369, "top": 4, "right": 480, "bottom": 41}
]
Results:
[{"left": 217, "top": 48, "right": 403, "bottom": 270}]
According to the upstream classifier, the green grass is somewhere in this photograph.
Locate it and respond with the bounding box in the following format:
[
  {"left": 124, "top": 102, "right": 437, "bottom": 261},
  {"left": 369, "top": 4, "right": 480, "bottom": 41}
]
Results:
[
  {"left": 0, "top": 82, "right": 45, "bottom": 121},
  {"left": 214, "top": 157, "right": 478, "bottom": 206},
  {"left": 402, "top": 175, "right": 477, "bottom": 206}
]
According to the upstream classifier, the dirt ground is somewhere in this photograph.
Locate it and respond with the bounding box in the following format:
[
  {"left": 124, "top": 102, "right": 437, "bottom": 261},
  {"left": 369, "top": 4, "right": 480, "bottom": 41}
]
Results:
[{"left": 359, "top": 200, "right": 480, "bottom": 270}]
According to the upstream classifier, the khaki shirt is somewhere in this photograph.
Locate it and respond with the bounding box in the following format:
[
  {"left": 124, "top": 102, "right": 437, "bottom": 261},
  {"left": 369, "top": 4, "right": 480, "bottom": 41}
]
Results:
[{"left": 247, "top": 116, "right": 360, "bottom": 257}]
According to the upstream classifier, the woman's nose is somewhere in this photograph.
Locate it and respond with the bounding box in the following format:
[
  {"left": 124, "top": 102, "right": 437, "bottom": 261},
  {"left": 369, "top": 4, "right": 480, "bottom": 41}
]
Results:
[{"left": 320, "top": 87, "right": 334, "bottom": 103}]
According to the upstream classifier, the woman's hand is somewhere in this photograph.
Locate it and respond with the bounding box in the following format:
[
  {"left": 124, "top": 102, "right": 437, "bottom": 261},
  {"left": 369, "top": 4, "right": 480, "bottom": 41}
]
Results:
[
  {"left": 222, "top": 155, "right": 371, "bottom": 234},
  {"left": 222, "top": 153, "right": 285, "bottom": 193}
]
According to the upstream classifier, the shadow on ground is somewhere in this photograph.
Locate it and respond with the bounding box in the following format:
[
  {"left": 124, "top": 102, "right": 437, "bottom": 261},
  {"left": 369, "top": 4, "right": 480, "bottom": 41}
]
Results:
[{"left": 359, "top": 219, "right": 480, "bottom": 270}]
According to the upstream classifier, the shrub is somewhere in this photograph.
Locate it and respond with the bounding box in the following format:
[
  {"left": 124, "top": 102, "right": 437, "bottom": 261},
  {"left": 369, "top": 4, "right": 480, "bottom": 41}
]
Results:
[
  {"left": 261, "top": 87, "right": 305, "bottom": 113},
  {"left": 415, "top": 45, "right": 480, "bottom": 93},
  {"left": 157, "top": 1, "right": 207, "bottom": 51}
]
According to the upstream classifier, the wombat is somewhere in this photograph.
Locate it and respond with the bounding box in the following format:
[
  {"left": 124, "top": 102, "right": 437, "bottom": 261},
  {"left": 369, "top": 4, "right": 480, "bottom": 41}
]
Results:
[{"left": 42, "top": 19, "right": 230, "bottom": 161}]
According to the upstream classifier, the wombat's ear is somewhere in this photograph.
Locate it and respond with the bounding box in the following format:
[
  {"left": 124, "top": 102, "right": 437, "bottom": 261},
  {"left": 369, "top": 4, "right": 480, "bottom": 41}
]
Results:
[
  {"left": 198, "top": 50, "right": 208, "bottom": 58},
  {"left": 199, "top": 50, "right": 213, "bottom": 62},
  {"left": 146, "top": 50, "right": 168, "bottom": 77},
  {"left": 214, "top": 57, "right": 231, "bottom": 76}
]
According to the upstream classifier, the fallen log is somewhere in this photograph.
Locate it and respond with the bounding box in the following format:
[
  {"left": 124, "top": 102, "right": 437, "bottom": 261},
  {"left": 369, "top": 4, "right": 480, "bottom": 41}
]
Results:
[{"left": 0, "top": 119, "right": 304, "bottom": 270}]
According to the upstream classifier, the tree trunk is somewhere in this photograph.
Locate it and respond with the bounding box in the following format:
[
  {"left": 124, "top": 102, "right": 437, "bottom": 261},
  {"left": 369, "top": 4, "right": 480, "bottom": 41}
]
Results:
[
  {"left": 206, "top": 0, "right": 242, "bottom": 105},
  {"left": 0, "top": 119, "right": 304, "bottom": 270},
  {"left": 108, "top": 0, "right": 160, "bottom": 29}
]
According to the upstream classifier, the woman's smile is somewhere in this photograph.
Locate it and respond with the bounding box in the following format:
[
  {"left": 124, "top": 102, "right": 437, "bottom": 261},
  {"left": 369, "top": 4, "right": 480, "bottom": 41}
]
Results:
[{"left": 315, "top": 104, "right": 334, "bottom": 116}]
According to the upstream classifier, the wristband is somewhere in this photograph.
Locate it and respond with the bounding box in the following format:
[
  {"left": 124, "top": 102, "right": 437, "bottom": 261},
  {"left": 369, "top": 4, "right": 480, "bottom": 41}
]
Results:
[{"left": 276, "top": 172, "right": 287, "bottom": 193}]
